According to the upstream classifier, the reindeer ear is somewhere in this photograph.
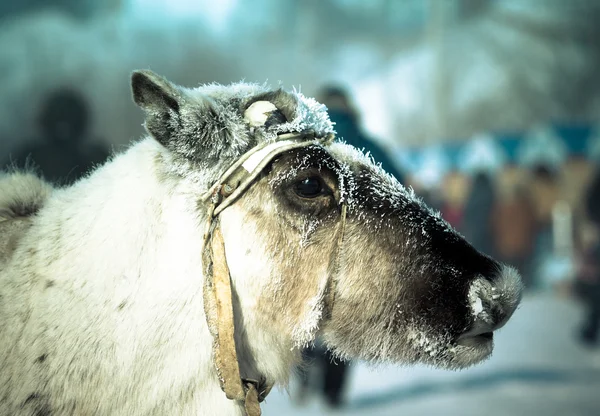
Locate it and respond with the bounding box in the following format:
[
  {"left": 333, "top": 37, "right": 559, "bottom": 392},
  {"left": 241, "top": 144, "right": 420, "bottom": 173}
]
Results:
[{"left": 131, "top": 69, "right": 183, "bottom": 145}]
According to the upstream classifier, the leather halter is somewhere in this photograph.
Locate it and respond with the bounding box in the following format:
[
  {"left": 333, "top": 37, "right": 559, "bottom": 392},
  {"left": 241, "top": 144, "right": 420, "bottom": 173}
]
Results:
[{"left": 200, "top": 131, "right": 347, "bottom": 415}]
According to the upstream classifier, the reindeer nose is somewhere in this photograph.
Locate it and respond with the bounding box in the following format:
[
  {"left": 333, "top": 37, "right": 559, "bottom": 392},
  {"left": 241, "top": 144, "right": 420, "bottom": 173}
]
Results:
[{"left": 459, "top": 265, "right": 523, "bottom": 343}]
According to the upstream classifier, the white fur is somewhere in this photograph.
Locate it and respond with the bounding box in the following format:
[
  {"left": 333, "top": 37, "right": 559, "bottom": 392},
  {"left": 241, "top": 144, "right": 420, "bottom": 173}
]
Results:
[
  {"left": 0, "top": 171, "right": 53, "bottom": 219},
  {"left": 0, "top": 138, "right": 295, "bottom": 415}
]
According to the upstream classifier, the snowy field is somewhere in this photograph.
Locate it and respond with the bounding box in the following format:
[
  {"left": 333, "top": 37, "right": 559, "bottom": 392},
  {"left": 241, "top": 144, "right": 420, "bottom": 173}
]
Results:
[{"left": 262, "top": 293, "right": 600, "bottom": 416}]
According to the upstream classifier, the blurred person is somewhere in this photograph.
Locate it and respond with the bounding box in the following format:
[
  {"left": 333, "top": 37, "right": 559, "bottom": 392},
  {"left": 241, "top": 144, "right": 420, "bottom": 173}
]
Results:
[
  {"left": 573, "top": 168, "right": 600, "bottom": 346},
  {"left": 441, "top": 200, "right": 463, "bottom": 229},
  {"left": 404, "top": 174, "right": 444, "bottom": 214},
  {"left": 420, "top": 187, "right": 444, "bottom": 213},
  {"left": 461, "top": 170, "right": 496, "bottom": 256},
  {"left": 317, "top": 85, "right": 405, "bottom": 183},
  {"left": 529, "top": 163, "right": 562, "bottom": 290},
  {"left": 439, "top": 170, "right": 470, "bottom": 229},
  {"left": 295, "top": 340, "right": 349, "bottom": 409},
  {"left": 492, "top": 183, "right": 537, "bottom": 288},
  {"left": 4, "top": 87, "right": 109, "bottom": 185}
]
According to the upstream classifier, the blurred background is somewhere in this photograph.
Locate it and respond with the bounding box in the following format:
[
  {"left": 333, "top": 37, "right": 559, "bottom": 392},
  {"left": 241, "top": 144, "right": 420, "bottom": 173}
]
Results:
[{"left": 1, "top": 0, "right": 600, "bottom": 415}]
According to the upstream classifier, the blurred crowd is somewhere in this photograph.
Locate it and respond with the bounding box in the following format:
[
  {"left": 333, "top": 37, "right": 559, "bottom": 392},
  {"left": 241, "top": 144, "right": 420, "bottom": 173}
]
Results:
[{"left": 409, "top": 156, "right": 598, "bottom": 295}]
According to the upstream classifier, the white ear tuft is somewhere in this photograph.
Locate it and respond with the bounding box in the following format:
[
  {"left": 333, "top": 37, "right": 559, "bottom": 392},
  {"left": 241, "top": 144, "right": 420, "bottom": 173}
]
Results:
[{"left": 244, "top": 101, "right": 278, "bottom": 127}]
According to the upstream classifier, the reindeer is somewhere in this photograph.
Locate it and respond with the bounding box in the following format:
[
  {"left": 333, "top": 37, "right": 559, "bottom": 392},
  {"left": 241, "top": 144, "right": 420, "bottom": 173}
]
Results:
[{"left": 0, "top": 70, "right": 522, "bottom": 416}]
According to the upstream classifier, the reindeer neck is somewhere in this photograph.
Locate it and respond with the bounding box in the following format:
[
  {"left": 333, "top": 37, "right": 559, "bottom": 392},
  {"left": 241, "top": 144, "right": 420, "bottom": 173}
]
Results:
[{"left": 15, "top": 139, "right": 248, "bottom": 414}]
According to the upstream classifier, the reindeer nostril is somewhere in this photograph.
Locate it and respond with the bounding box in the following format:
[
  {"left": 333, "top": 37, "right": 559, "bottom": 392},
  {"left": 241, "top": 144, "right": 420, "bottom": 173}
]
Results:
[
  {"left": 462, "top": 264, "right": 522, "bottom": 345},
  {"left": 490, "top": 305, "right": 507, "bottom": 327}
]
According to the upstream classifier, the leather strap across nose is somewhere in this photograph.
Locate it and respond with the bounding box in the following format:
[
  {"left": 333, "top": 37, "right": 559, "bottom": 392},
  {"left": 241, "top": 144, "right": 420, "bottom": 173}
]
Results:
[{"left": 200, "top": 130, "right": 347, "bottom": 415}]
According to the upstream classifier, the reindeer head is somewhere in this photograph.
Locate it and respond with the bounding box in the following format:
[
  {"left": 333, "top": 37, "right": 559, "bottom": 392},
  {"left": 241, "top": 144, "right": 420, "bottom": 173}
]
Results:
[{"left": 131, "top": 70, "right": 522, "bottom": 372}]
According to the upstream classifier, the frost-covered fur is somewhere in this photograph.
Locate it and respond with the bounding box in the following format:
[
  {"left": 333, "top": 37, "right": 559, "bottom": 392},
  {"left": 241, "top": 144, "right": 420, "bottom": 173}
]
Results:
[
  {"left": 0, "top": 172, "right": 53, "bottom": 265},
  {"left": 0, "top": 70, "right": 522, "bottom": 415},
  {"left": 0, "top": 171, "right": 53, "bottom": 220}
]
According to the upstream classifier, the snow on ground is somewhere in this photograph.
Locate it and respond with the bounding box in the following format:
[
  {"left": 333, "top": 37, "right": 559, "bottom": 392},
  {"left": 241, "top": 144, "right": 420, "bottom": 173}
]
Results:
[{"left": 262, "top": 292, "right": 600, "bottom": 416}]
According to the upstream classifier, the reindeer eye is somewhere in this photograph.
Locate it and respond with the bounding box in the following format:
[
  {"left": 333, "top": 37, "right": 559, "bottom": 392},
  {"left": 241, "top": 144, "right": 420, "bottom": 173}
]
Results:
[{"left": 294, "top": 177, "right": 326, "bottom": 198}]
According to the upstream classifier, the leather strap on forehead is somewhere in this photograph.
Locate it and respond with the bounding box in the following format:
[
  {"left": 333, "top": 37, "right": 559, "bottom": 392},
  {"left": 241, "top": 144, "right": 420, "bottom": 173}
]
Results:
[{"left": 201, "top": 131, "right": 334, "bottom": 217}]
